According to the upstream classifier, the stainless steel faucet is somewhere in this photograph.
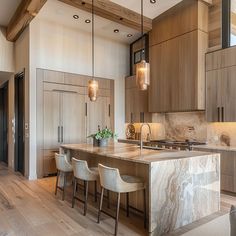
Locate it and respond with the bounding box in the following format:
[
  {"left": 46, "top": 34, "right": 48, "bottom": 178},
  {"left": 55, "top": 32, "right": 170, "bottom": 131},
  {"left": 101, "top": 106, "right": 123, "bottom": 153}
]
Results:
[{"left": 140, "top": 123, "right": 152, "bottom": 151}]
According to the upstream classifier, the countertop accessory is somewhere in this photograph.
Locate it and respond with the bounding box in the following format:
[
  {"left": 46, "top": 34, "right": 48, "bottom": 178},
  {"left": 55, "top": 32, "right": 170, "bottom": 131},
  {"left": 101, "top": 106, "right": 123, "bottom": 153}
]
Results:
[
  {"left": 126, "top": 123, "right": 135, "bottom": 139},
  {"left": 88, "top": 126, "right": 117, "bottom": 147}
]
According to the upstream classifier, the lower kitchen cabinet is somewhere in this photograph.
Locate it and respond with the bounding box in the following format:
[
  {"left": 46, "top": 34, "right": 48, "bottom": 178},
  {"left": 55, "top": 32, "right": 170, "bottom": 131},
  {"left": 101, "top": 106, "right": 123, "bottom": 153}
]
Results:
[
  {"left": 37, "top": 69, "right": 114, "bottom": 177},
  {"left": 125, "top": 76, "right": 152, "bottom": 123},
  {"left": 194, "top": 147, "right": 236, "bottom": 192}
]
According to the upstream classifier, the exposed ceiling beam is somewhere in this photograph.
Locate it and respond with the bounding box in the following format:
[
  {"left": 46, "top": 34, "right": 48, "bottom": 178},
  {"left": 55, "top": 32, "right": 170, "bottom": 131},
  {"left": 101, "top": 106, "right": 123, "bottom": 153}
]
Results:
[
  {"left": 6, "top": 0, "right": 47, "bottom": 42},
  {"left": 58, "top": 0, "right": 152, "bottom": 32}
]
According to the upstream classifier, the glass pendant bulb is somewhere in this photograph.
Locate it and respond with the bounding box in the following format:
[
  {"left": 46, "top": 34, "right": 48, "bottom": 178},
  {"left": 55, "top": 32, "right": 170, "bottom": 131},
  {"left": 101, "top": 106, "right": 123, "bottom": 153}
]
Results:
[
  {"left": 88, "top": 79, "right": 98, "bottom": 102},
  {"left": 136, "top": 0, "right": 150, "bottom": 91},
  {"left": 136, "top": 59, "right": 150, "bottom": 90}
]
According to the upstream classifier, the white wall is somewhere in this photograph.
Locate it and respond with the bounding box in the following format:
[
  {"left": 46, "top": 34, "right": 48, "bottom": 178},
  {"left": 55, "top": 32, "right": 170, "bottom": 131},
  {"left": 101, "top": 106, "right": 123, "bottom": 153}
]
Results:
[
  {"left": 28, "top": 17, "right": 129, "bottom": 179},
  {"left": 0, "top": 27, "right": 14, "bottom": 73}
]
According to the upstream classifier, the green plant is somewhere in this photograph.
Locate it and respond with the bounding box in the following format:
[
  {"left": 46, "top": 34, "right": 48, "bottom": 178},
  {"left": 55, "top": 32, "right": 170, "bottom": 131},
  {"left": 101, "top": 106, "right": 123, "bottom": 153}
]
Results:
[{"left": 88, "top": 127, "right": 117, "bottom": 140}]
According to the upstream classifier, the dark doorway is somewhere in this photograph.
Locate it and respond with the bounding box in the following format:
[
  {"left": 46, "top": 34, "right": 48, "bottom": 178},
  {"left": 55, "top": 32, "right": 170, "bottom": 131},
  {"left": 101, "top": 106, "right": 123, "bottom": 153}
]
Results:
[
  {"left": 15, "top": 73, "right": 25, "bottom": 175},
  {"left": 0, "top": 82, "right": 8, "bottom": 165}
]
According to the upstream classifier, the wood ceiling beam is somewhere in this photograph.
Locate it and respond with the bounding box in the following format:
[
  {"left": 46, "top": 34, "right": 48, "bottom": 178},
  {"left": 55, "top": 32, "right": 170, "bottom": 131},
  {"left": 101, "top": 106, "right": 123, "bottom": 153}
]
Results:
[
  {"left": 6, "top": 0, "right": 47, "bottom": 42},
  {"left": 58, "top": 0, "right": 152, "bottom": 32}
]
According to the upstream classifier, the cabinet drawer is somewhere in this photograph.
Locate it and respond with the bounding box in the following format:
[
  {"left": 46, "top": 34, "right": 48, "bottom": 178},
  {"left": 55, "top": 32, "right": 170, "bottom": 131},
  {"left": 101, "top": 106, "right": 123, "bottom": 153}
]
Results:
[
  {"left": 43, "top": 150, "right": 58, "bottom": 176},
  {"left": 221, "top": 174, "right": 234, "bottom": 192}
]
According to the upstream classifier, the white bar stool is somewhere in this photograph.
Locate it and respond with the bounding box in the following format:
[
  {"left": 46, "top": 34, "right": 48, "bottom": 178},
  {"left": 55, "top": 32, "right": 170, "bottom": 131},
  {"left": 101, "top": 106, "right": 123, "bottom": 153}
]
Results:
[
  {"left": 97, "top": 164, "right": 146, "bottom": 236},
  {"left": 55, "top": 153, "right": 73, "bottom": 201},
  {"left": 72, "top": 158, "right": 99, "bottom": 216}
]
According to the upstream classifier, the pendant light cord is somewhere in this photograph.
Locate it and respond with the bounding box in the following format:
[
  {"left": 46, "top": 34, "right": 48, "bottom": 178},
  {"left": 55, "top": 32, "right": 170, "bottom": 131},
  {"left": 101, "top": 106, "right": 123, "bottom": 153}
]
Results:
[
  {"left": 141, "top": 0, "right": 144, "bottom": 60},
  {"left": 92, "top": 0, "right": 95, "bottom": 79}
]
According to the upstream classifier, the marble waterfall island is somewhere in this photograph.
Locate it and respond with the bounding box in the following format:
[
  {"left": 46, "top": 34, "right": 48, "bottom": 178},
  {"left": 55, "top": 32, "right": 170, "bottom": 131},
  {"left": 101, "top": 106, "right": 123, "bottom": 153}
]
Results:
[{"left": 60, "top": 143, "right": 220, "bottom": 235}]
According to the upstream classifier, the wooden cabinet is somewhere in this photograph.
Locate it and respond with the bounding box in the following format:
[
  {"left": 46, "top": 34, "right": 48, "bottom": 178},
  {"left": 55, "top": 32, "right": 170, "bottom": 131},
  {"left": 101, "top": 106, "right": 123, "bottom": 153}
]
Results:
[
  {"left": 125, "top": 76, "right": 152, "bottom": 123},
  {"left": 206, "top": 47, "right": 236, "bottom": 122},
  {"left": 148, "top": 0, "right": 208, "bottom": 113},
  {"left": 36, "top": 69, "right": 114, "bottom": 177},
  {"left": 194, "top": 147, "right": 236, "bottom": 193}
]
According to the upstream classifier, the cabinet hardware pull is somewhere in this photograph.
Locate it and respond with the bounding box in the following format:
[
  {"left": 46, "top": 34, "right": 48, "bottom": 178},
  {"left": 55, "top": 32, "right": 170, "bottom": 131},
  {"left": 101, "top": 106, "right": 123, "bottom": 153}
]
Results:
[
  {"left": 58, "top": 126, "right": 60, "bottom": 143},
  {"left": 217, "top": 107, "right": 220, "bottom": 122},
  {"left": 222, "top": 107, "right": 224, "bottom": 122},
  {"left": 108, "top": 104, "right": 111, "bottom": 117},
  {"left": 85, "top": 103, "right": 87, "bottom": 116},
  {"left": 131, "top": 113, "right": 133, "bottom": 123},
  {"left": 61, "top": 126, "right": 63, "bottom": 143},
  {"left": 52, "top": 89, "right": 78, "bottom": 94}
]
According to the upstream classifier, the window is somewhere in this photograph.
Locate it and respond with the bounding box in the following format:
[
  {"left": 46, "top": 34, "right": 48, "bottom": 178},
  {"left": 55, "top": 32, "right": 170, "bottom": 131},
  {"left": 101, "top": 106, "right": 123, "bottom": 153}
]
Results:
[{"left": 223, "top": 0, "right": 236, "bottom": 47}]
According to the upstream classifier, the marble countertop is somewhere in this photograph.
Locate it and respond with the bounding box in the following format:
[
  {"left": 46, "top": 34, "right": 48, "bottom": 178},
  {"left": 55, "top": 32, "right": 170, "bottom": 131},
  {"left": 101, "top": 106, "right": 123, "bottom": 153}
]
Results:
[
  {"left": 61, "top": 143, "right": 217, "bottom": 165},
  {"left": 194, "top": 144, "right": 236, "bottom": 152}
]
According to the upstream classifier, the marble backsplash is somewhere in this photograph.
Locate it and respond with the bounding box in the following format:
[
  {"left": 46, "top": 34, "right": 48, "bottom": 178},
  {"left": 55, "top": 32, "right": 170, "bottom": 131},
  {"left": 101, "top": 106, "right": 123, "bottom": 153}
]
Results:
[
  {"left": 125, "top": 111, "right": 236, "bottom": 147},
  {"left": 163, "top": 112, "right": 236, "bottom": 146}
]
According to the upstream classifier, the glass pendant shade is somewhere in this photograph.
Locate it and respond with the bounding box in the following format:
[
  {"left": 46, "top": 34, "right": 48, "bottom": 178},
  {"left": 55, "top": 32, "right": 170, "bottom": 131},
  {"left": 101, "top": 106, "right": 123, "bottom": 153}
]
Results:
[
  {"left": 136, "top": 59, "right": 150, "bottom": 90},
  {"left": 88, "top": 79, "right": 98, "bottom": 101}
]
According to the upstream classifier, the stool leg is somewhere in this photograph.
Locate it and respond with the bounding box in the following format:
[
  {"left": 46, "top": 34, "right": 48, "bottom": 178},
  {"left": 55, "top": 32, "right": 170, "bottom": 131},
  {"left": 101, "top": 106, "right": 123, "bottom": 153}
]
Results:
[
  {"left": 97, "top": 187, "right": 104, "bottom": 223},
  {"left": 72, "top": 177, "right": 77, "bottom": 208},
  {"left": 94, "top": 181, "right": 97, "bottom": 202},
  {"left": 84, "top": 181, "right": 89, "bottom": 216},
  {"left": 62, "top": 172, "right": 66, "bottom": 201},
  {"left": 84, "top": 180, "right": 86, "bottom": 196},
  {"left": 107, "top": 190, "right": 110, "bottom": 209},
  {"left": 115, "top": 192, "right": 121, "bottom": 236},
  {"left": 126, "top": 192, "right": 129, "bottom": 217},
  {"left": 143, "top": 188, "right": 147, "bottom": 229},
  {"left": 55, "top": 170, "right": 59, "bottom": 196}
]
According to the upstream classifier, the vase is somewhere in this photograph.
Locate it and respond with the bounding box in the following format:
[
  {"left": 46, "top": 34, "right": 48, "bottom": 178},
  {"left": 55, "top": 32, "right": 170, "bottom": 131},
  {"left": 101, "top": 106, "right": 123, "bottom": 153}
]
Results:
[{"left": 93, "top": 138, "right": 108, "bottom": 147}]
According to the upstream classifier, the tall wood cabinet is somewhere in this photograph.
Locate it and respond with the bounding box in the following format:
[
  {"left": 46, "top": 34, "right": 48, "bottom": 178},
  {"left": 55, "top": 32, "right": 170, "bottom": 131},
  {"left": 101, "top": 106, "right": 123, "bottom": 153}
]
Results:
[
  {"left": 125, "top": 76, "right": 152, "bottom": 123},
  {"left": 206, "top": 47, "right": 236, "bottom": 122},
  {"left": 37, "top": 69, "right": 114, "bottom": 177},
  {"left": 148, "top": 0, "right": 208, "bottom": 113}
]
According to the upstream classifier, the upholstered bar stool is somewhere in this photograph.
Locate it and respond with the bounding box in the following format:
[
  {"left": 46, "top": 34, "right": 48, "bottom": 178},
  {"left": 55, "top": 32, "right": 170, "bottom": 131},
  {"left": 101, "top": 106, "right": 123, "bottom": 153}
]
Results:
[
  {"left": 55, "top": 153, "right": 73, "bottom": 201},
  {"left": 97, "top": 164, "right": 146, "bottom": 236},
  {"left": 72, "top": 158, "right": 100, "bottom": 216}
]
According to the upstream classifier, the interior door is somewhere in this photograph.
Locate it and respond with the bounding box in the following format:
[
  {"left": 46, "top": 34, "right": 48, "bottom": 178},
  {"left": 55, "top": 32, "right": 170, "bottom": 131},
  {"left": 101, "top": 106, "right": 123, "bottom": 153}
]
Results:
[
  {"left": 0, "top": 83, "right": 8, "bottom": 165},
  {"left": 62, "top": 91, "right": 86, "bottom": 144},
  {"left": 43, "top": 90, "right": 61, "bottom": 149},
  {"left": 15, "top": 74, "right": 24, "bottom": 174},
  {"left": 87, "top": 95, "right": 111, "bottom": 139}
]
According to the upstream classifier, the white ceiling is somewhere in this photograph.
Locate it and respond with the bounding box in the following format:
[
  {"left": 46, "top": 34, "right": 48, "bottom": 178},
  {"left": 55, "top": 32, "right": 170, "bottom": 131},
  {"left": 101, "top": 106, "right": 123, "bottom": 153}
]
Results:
[
  {"left": 111, "top": 0, "right": 183, "bottom": 19},
  {"left": 0, "top": 0, "right": 22, "bottom": 27},
  {"left": 36, "top": 0, "right": 141, "bottom": 44}
]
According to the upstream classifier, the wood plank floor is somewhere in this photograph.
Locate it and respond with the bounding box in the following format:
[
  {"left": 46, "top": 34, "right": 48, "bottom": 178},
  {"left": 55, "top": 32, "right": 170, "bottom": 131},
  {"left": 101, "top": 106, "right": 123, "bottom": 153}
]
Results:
[{"left": 0, "top": 163, "right": 235, "bottom": 236}]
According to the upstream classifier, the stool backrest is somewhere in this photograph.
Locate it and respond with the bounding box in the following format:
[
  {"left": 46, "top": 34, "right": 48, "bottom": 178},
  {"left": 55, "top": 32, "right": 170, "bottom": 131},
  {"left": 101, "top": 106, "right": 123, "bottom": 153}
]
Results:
[
  {"left": 55, "top": 153, "right": 72, "bottom": 172},
  {"left": 98, "top": 164, "right": 124, "bottom": 192},
  {"left": 72, "top": 158, "right": 98, "bottom": 181}
]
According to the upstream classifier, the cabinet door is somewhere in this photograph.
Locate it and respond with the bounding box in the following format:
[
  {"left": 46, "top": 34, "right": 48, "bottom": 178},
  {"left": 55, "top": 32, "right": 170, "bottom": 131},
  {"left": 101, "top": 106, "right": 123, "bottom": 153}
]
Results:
[
  {"left": 223, "top": 66, "right": 236, "bottom": 122},
  {"left": 62, "top": 92, "right": 86, "bottom": 144},
  {"left": 125, "top": 88, "right": 135, "bottom": 123},
  {"left": 87, "top": 96, "right": 111, "bottom": 137},
  {"left": 43, "top": 91, "right": 61, "bottom": 149}
]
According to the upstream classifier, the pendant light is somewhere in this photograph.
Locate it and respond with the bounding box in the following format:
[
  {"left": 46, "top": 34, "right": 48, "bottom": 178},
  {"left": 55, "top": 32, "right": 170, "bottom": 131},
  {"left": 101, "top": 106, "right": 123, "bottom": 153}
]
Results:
[
  {"left": 88, "top": 0, "right": 98, "bottom": 102},
  {"left": 136, "top": 0, "right": 150, "bottom": 91}
]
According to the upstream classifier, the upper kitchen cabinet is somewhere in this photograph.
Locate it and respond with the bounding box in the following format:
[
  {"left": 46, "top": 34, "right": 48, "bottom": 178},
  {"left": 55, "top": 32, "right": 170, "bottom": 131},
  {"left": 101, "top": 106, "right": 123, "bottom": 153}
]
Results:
[
  {"left": 148, "top": 0, "right": 208, "bottom": 113},
  {"left": 206, "top": 46, "right": 236, "bottom": 122},
  {"left": 125, "top": 76, "right": 152, "bottom": 123}
]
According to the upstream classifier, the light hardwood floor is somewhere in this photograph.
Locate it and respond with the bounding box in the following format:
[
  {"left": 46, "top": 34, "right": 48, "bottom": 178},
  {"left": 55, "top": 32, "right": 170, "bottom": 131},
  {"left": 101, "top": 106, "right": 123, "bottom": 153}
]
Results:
[{"left": 0, "top": 163, "right": 234, "bottom": 236}]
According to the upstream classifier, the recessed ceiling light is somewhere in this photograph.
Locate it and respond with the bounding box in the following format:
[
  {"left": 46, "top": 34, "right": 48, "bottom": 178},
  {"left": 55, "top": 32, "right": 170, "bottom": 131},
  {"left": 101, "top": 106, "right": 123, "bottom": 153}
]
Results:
[
  {"left": 150, "top": 0, "right": 156, "bottom": 3},
  {"left": 114, "top": 29, "right": 119, "bottom": 33},
  {"left": 127, "top": 34, "right": 133, "bottom": 37},
  {"left": 73, "top": 15, "right": 79, "bottom": 19},
  {"left": 85, "top": 19, "right": 91, "bottom": 23}
]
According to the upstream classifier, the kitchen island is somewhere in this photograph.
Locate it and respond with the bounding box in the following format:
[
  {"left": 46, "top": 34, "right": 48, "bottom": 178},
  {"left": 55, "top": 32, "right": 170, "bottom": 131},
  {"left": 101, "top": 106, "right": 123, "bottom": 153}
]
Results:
[{"left": 60, "top": 143, "right": 220, "bottom": 235}]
